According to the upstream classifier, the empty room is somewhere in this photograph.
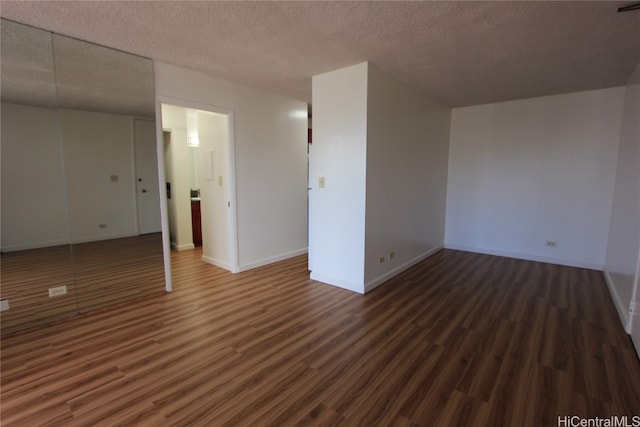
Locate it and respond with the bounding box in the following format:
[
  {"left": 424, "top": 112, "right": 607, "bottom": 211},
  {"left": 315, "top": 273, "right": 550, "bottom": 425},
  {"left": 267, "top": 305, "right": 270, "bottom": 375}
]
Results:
[{"left": 1, "top": 2, "right": 639, "bottom": 426}]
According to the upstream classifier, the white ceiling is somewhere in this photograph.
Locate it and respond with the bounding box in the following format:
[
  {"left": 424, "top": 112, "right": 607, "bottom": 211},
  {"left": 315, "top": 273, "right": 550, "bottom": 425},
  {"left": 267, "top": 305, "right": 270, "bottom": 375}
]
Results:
[
  {"left": 52, "top": 34, "right": 154, "bottom": 117},
  {"left": 0, "top": 19, "right": 58, "bottom": 108},
  {"left": 1, "top": 19, "right": 155, "bottom": 116},
  {"left": 1, "top": 1, "right": 639, "bottom": 107}
]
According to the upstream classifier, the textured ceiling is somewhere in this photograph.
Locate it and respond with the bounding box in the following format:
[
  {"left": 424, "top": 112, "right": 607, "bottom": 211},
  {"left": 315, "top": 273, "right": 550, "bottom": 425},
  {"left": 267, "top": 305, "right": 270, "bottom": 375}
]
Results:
[
  {"left": 1, "top": 1, "right": 639, "bottom": 107},
  {"left": 1, "top": 19, "right": 57, "bottom": 108},
  {"left": 1, "top": 19, "right": 155, "bottom": 116},
  {"left": 52, "top": 34, "right": 154, "bottom": 117}
]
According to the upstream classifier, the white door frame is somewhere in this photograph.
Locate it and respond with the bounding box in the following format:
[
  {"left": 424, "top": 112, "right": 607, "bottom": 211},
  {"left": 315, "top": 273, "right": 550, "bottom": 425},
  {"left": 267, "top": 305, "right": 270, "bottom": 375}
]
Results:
[{"left": 155, "top": 96, "right": 240, "bottom": 292}]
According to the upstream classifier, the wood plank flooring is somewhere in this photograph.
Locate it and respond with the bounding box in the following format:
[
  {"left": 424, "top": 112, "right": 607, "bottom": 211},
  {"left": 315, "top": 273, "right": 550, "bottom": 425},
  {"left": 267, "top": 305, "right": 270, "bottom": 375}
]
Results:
[
  {"left": 1, "top": 249, "right": 639, "bottom": 426},
  {"left": 0, "top": 234, "right": 165, "bottom": 335}
]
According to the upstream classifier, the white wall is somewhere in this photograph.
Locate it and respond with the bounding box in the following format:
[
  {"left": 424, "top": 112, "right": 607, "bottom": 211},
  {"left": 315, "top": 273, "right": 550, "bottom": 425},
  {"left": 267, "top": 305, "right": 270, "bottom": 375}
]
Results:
[
  {"left": 197, "top": 111, "right": 232, "bottom": 269},
  {"left": 605, "top": 64, "right": 640, "bottom": 331},
  {"left": 364, "top": 65, "right": 451, "bottom": 291},
  {"left": 310, "top": 62, "right": 451, "bottom": 293},
  {"left": 1, "top": 103, "right": 144, "bottom": 250},
  {"left": 445, "top": 87, "right": 625, "bottom": 269},
  {"left": 59, "top": 108, "right": 138, "bottom": 243},
  {"left": 154, "top": 62, "right": 308, "bottom": 271},
  {"left": 310, "top": 63, "right": 369, "bottom": 292},
  {"left": 160, "top": 104, "right": 194, "bottom": 250},
  {"left": 1, "top": 103, "right": 69, "bottom": 251},
  {"left": 160, "top": 105, "right": 232, "bottom": 266}
]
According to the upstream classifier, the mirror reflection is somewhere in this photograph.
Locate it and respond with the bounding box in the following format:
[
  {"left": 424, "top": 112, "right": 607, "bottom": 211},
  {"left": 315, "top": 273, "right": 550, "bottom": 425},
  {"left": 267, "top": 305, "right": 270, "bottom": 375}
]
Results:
[
  {"left": 0, "top": 19, "right": 165, "bottom": 335},
  {"left": 1, "top": 20, "right": 76, "bottom": 332}
]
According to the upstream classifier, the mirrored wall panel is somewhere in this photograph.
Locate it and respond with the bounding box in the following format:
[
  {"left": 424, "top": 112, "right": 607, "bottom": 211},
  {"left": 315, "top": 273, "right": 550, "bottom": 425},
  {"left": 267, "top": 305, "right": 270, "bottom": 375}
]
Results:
[
  {"left": 0, "top": 19, "right": 165, "bottom": 335},
  {"left": 53, "top": 34, "right": 163, "bottom": 314},
  {"left": 1, "top": 20, "right": 76, "bottom": 332}
]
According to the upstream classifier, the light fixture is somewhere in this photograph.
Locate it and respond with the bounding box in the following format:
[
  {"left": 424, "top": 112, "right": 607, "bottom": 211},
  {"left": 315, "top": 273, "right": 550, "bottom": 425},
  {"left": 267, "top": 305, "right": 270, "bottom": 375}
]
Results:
[
  {"left": 187, "top": 136, "right": 200, "bottom": 147},
  {"left": 289, "top": 109, "right": 308, "bottom": 119},
  {"left": 186, "top": 110, "right": 200, "bottom": 147}
]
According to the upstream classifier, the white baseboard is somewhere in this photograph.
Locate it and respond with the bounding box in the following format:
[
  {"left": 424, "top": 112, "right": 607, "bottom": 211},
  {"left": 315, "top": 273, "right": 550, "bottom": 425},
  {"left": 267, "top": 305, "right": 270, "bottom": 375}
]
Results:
[
  {"left": 1, "top": 232, "right": 145, "bottom": 252},
  {"left": 238, "top": 247, "right": 308, "bottom": 272},
  {"left": 603, "top": 270, "right": 631, "bottom": 332},
  {"left": 201, "top": 255, "right": 234, "bottom": 273},
  {"left": 71, "top": 232, "right": 139, "bottom": 245},
  {"left": 310, "top": 246, "right": 444, "bottom": 294},
  {"left": 1, "top": 238, "right": 70, "bottom": 252},
  {"left": 309, "top": 272, "right": 364, "bottom": 294},
  {"left": 364, "top": 246, "right": 443, "bottom": 293},
  {"left": 444, "top": 244, "right": 603, "bottom": 271},
  {"left": 171, "top": 242, "right": 195, "bottom": 251}
]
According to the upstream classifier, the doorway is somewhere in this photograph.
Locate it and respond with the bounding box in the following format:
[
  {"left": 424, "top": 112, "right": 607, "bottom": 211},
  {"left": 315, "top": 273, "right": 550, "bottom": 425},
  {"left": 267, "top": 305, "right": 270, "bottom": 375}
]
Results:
[
  {"left": 159, "top": 101, "right": 238, "bottom": 274},
  {"left": 134, "top": 119, "right": 162, "bottom": 234}
]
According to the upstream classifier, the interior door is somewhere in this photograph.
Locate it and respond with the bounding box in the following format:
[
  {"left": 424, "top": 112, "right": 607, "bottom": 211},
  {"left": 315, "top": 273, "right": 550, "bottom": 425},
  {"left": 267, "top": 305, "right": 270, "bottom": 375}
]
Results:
[{"left": 134, "top": 119, "right": 162, "bottom": 234}]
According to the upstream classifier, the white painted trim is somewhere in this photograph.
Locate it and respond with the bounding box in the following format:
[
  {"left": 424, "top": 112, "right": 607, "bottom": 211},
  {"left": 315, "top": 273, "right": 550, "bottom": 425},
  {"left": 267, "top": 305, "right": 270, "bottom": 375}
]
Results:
[
  {"left": 70, "top": 232, "right": 140, "bottom": 245},
  {"left": 154, "top": 95, "right": 173, "bottom": 292},
  {"left": 238, "top": 247, "right": 308, "bottom": 273},
  {"left": 1, "top": 238, "right": 71, "bottom": 252},
  {"left": 2, "top": 231, "right": 164, "bottom": 251},
  {"left": 364, "top": 246, "right": 443, "bottom": 293},
  {"left": 309, "top": 272, "right": 364, "bottom": 294},
  {"left": 604, "top": 270, "right": 631, "bottom": 332},
  {"left": 225, "top": 111, "right": 240, "bottom": 275},
  {"left": 156, "top": 94, "right": 240, "bottom": 275},
  {"left": 171, "top": 242, "right": 195, "bottom": 251},
  {"left": 202, "top": 255, "right": 233, "bottom": 272},
  {"left": 444, "top": 244, "right": 603, "bottom": 271},
  {"left": 130, "top": 117, "right": 140, "bottom": 236}
]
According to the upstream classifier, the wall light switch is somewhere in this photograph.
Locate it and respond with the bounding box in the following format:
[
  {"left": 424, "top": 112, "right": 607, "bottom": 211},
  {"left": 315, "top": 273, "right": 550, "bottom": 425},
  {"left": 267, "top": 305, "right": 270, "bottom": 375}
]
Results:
[
  {"left": 0, "top": 299, "right": 9, "bottom": 311},
  {"left": 218, "top": 176, "right": 223, "bottom": 186},
  {"left": 110, "top": 174, "right": 118, "bottom": 182},
  {"left": 319, "top": 177, "right": 325, "bottom": 188}
]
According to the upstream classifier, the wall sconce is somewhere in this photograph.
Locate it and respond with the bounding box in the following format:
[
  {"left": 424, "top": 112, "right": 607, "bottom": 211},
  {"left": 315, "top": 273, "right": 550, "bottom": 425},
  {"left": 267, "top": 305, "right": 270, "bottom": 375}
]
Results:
[
  {"left": 187, "top": 135, "right": 200, "bottom": 147},
  {"left": 187, "top": 109, "right": 199, "bottom": 147}
]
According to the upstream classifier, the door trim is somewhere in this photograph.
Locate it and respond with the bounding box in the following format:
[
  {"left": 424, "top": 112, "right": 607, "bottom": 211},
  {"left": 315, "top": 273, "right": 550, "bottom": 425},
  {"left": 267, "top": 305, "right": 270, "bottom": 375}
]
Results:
[{"left": 156, "top": 95, "right": 240, "bottom": 293}]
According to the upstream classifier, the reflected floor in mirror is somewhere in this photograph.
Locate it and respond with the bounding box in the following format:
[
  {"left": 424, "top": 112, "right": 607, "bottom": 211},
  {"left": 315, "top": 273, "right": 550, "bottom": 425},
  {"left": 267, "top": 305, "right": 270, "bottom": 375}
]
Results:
[
  {"left": 0, "top": 245, "right": 77, "bottom": 334},
  {"left": 0, "top": 233, "right": 164, "bottom": 335},
  {"left": 1, "top": 249, "right": 639, "bottom": 426}
]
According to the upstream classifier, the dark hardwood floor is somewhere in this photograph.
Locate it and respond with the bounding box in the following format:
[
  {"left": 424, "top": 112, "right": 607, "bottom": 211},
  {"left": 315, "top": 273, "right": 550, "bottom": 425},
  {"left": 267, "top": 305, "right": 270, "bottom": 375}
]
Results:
[{"left": 1, "top": 249, "right": 639, "bottom": 426}]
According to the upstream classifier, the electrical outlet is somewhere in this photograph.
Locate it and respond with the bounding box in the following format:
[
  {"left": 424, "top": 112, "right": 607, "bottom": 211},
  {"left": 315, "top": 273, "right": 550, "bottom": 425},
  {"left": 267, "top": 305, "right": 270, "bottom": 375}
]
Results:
[
  {"left": 0, "top": 299, "right": 9, "bottom": 311},
  {"left": 110, "top": 174, "right": 118, "bottom": 182},
  {"left": 99, "top": 224, "right": 107, "bottom": 229},
  {"left": 545, "top": 240, "right": 558, "bottom": 248},
  {"left": 48, "top": 286, "right": 67, "bottom": 297},
  {"left": 379, "top": 256, "right": 385, "bottom": 264},
  {"left": 389, "top": 251, "right": 395, "bottom": 260}
]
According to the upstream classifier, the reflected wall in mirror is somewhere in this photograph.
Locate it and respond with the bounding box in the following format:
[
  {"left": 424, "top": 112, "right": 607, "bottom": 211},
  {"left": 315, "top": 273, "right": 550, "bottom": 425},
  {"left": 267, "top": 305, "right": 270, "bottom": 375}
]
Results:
[
  {"left": 1, "top": 20, "right": 76, "bottom": 332},
  {"left": 0, "top": 19, "right": 165, "bottom": 335},
  {"left": 53, "top": 34, "right": 164, "bottom": 314}
]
